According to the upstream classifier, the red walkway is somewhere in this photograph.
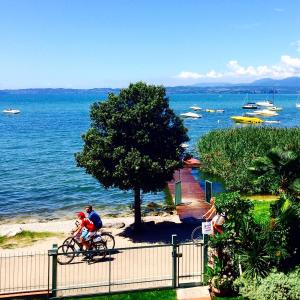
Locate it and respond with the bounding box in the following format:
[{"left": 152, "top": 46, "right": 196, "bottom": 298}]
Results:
[{"left": 168, "top": 167, "right": 211, "bottom": 222}]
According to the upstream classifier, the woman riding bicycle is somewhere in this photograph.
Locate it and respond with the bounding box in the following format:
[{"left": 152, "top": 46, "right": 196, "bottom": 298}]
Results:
[{"left": 74, "top": 212, "right": 96, "bottom": 251}]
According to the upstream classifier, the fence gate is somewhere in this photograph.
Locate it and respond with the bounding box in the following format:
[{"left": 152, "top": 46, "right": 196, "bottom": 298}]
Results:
[{"left": 177, "top": 241, "right": 205, "bottom": 287}]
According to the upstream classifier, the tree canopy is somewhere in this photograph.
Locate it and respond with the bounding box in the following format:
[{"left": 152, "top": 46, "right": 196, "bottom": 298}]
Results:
[{"left": 75, "top": 82, "right": 189, "bottom": 228}]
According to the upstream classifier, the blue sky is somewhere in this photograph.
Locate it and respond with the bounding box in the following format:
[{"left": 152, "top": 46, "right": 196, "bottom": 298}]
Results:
[{"left": 1, "top": 0, "right": 300, "bottom": 88}]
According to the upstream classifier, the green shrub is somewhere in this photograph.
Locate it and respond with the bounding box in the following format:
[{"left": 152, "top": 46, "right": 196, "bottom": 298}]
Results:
[
  {"left": 163, "top": 186, "right": 175, "bottom": 209},
  {"left": 197, "top": 127, "right": 300, "bottom": 194},
  {"left": 235, "top": 268, "right": 300, "bottom": 300}
]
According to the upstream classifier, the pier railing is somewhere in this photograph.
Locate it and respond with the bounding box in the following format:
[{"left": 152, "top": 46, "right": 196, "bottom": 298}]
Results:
[{"left": 0, "top": 235, "right": 206, "bottom": 299}]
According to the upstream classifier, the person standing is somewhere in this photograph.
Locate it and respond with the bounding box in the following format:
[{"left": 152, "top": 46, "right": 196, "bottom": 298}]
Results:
[{"left": 85, "top": 205, "right": 102, "bottom": 231}]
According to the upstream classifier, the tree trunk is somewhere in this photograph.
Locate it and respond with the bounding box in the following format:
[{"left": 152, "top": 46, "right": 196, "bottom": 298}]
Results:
[{"left": 134, "top": 187, "right": 142, "bottom": 230}]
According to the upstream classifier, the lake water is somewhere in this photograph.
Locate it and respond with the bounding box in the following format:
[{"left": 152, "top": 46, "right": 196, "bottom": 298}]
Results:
[{"left": 1, "top": 91, "right": 299, "bottom": 221}]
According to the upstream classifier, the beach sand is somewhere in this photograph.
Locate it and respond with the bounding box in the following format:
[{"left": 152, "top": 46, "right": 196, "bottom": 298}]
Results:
[{"left": 0, "top": 214, "right": 197, "bottom": 253}]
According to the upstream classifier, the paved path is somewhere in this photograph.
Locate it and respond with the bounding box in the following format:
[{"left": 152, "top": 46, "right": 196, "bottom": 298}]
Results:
[
  {"left": 168, "top": 168, "right": 211, "bottom": 222},
  {"left": 177, "top": 286, "right": 211, "bottom": 300},
  {"left": 0, "top": 243, "right": 205, "bottom": 298}
]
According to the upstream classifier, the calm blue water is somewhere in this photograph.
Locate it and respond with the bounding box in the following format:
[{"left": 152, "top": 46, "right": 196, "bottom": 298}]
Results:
[{"left": 1, "top": 92, "right": 299, "bottom": 221}]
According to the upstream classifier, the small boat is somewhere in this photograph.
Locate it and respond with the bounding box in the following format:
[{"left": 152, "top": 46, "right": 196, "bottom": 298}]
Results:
[
  {"left": 204, "top": 109, "right": 224, "bottom": 113},
  {"left": 180, "top": 112, "right": 202, "bottom": 119},
  {"left": 2, "top": 109, "right": 21, "bottom": 114},
  {"left": 256, "top": 100, "right": 274, "bottom": 107},
  {"left": 245, "top": 112, "right": 259, "bottom": 116},
  {"left": 255, "top": 109, "right": 278, "bottom": 117},
  {"left": 296, "top": 103, "right": 300, "bottom": 108},
  {"left": 231, "top": 116, "right": 264, "bottom": 124},
  {"left": 242, "top": 102, "right": 258, "bottom": 109},
  {"left": 268, "top": 106, "right": 282, "bottom": 111},
  {"left": 265, "top": 120, "right": 280, "bottom": 124},
  {"left": 190, "top": 106, "right": 201, "bottom": 111}
]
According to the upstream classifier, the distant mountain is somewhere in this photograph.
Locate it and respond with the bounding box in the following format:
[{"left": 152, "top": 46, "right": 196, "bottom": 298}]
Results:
[
  {"left": 1, "top": 77, "right": 300, "bottom": 95},
  {"left": 192, "top": 77, "right": 300, "bottom": 88},
  {"left": 250, "top": 77, "right": 300, "bottom": 87},
  {"left": 192, "top": 82, "right": 233, "bottom": 87}
]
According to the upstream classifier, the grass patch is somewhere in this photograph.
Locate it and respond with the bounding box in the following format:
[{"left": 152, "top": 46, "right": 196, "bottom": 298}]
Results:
[
  {"left": 213, "top": 296, "right": 244, "bottom": 300},
  {"left": 0, "top": 230, "right": 63, "bottom": 249},
  {"left": 250, "top": 197, "right": 277, "bottom": 225},
  {"left": 69, "top": 289, "right": 176, "bottom": 300},
  {"left": 164, "top": 186, "right": 175, "bottom": 209}
]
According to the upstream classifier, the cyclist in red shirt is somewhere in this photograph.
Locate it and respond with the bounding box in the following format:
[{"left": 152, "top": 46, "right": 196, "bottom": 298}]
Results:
[{"left": 74, "top": 212, "right": 96, "bottom": 250}]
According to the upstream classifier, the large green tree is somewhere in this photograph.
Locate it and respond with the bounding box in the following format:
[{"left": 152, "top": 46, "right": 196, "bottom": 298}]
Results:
[{"left": 75, "top": 82, "right": 189, "bottom": 229}]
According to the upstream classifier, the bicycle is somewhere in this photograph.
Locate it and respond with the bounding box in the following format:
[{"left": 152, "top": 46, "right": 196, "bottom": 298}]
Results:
[
  {"left": 57, "top": 233, "right": 107, "bottom": 265},
  {"left": 63, "top": 221, "right": 115, "bottom": 250},
  {"left": 191, "top": 224, "right": 203, "bottom": 244}
]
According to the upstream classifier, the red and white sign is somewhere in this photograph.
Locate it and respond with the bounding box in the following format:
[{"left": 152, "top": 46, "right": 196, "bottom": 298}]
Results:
[{"left": 202, "top": 221, "right": 213, "bottom": 235}]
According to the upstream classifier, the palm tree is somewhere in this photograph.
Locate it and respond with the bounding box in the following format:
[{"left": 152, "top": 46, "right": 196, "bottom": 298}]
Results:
[
  {"left": 249, "top": 148, "right": 300, "bottom": 198},
  {"left": 250, "top": 148, "right": 300, "bottom": 267}
]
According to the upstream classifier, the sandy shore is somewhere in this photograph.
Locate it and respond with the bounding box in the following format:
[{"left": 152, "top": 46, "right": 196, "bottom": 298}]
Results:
[{"left": 0, "top": 214, "right": 189, "bottom": 253}]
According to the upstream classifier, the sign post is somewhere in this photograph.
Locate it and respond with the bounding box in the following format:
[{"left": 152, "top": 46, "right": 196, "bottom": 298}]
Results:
[
  {"left": 205, "top": 180, "right": 212, "bottom": 203},
  {"left": 175, "top": 181, "right": 182, "bottom": 205}
]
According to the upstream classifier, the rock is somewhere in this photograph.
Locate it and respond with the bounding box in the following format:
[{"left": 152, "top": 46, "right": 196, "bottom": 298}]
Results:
[
  {"left": 103, "top": 222, "right": 125, "bottom": 229},
  {"left": 0, "top": 226, "right": 23, "bottom": 237},
  {"left": 147, "top": 202, "right": 162, "bottom": 209}
]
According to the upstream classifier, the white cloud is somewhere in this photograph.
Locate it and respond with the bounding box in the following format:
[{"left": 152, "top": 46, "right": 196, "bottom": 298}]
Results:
[
  {"left": 177, "top": 71, "right": 205, "bottom": 79},
  {"left": 176, "top": 55, "right": 300, "bottom": 82},
  {"left": 281, "top": 55, "right": 300, "bottom": 68}
]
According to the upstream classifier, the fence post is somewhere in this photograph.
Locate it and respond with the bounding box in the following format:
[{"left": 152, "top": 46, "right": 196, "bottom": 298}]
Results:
[
  {"left": 203, "top": 235, "right": 208, "bottom": 283},
  {"left": 48, "top": 244, "right": 58, "bottom": 298},
  {"left": 171, "top": 234, "right": 178, "bottom": 288}
]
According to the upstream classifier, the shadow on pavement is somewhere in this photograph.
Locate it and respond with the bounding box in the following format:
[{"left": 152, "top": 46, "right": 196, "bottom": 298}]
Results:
[{"left": 118, "top": 220, "right": 201, "bottom": 244}]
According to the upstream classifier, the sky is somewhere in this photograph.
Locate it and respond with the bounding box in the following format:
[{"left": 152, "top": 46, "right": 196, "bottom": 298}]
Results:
[{"left": 1, "top": 0, "right": 300, "bottom": 88}]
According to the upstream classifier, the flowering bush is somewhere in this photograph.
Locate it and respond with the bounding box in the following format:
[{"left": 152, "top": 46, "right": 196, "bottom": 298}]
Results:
[{"left": 212, "top": 273, "right": 235, "bottom": 292}]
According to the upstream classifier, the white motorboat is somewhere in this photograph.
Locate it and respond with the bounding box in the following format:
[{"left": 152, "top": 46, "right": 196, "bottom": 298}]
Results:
[
  {"left": 265, "top": 120, "right": 281, "bottom": 124},
  {"left": 255, "top": 109, "right": 278, "bottom": 117},
  {"left": 190, "top": 106, "right": 201, "bottom": 111},
  {"left": 256, "top": 100, "right": 274, "bottom": 107},
  {"left": 181, "top": 143, "right": 189, "bottom": 149},
  {"left": 296, "top": 103, "right": 300, "bottom": 108},
  {"left": 242, "top": 102, "right": 258, "bottom": 109},
  {"left": 245, "top": 111, "right": 259, "bottom": 116},
  {"left": 268, "top": 106, "right": 282, "bottom": 111},
  {"left": 2, "top": 109, "right": 21, "bottom": 114},
  {"left": 180, "top": 112, "right": 202, "bottom": 119}
]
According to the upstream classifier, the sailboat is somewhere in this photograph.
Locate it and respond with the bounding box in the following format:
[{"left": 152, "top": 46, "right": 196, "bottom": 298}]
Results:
[{"left": 242, "top": 94, "right": 258, "bottom": 109}]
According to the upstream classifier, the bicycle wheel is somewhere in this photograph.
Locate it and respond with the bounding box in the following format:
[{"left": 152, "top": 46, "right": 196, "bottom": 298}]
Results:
[
  {"left": 57, "top": 244, "right": 75, "bottom": 265},
  {"left": 63, "top": 237, "right": 82, "bottom": 253},
  {"left": 101, "top": 232, "right": 115, "bottom": 249},
  {"left": 191, "top": 226, "right": 202, "bottom": 244},
  {"left": 93, "top": 241, "right": 107, "bottom": 259}
]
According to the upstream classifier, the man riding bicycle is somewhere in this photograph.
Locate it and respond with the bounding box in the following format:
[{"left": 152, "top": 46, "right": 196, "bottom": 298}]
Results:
[{"left": 85, "top": 205, "right": 102, "bottom": 231}]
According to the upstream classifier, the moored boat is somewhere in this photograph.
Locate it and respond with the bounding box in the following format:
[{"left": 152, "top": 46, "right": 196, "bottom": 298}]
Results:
[
  {"left": 268, "top": 106, "right": 282, "bottom": 111},
  {"left": 2, "top": 109, "right": 21, "bottom": 114},
  {"left": 265, "top": 120, "right": 280, "bottom": 124},
  {"left": 231, "top": 116, "right": 264, "bottom": 124},
  {"left": 242, "top": 102, "right": 258, "bottom": 109},
  {"left": 190, "top": 106, "right": 201, "bottom": 111},
  {"left": 205, "top": 109, "right": 224, "bottom": 113},
  {"left": 180, "top": 112, "right": 202, "bottom": 119},
  {"left": 255, "top": 109, "right": 278, "bottom": 117},
  {"left": 256, "top": 100, "right": 274, "bottom": 107},
  {"left": 296, "top": 103, "right": 300, "bottom": 108}
]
